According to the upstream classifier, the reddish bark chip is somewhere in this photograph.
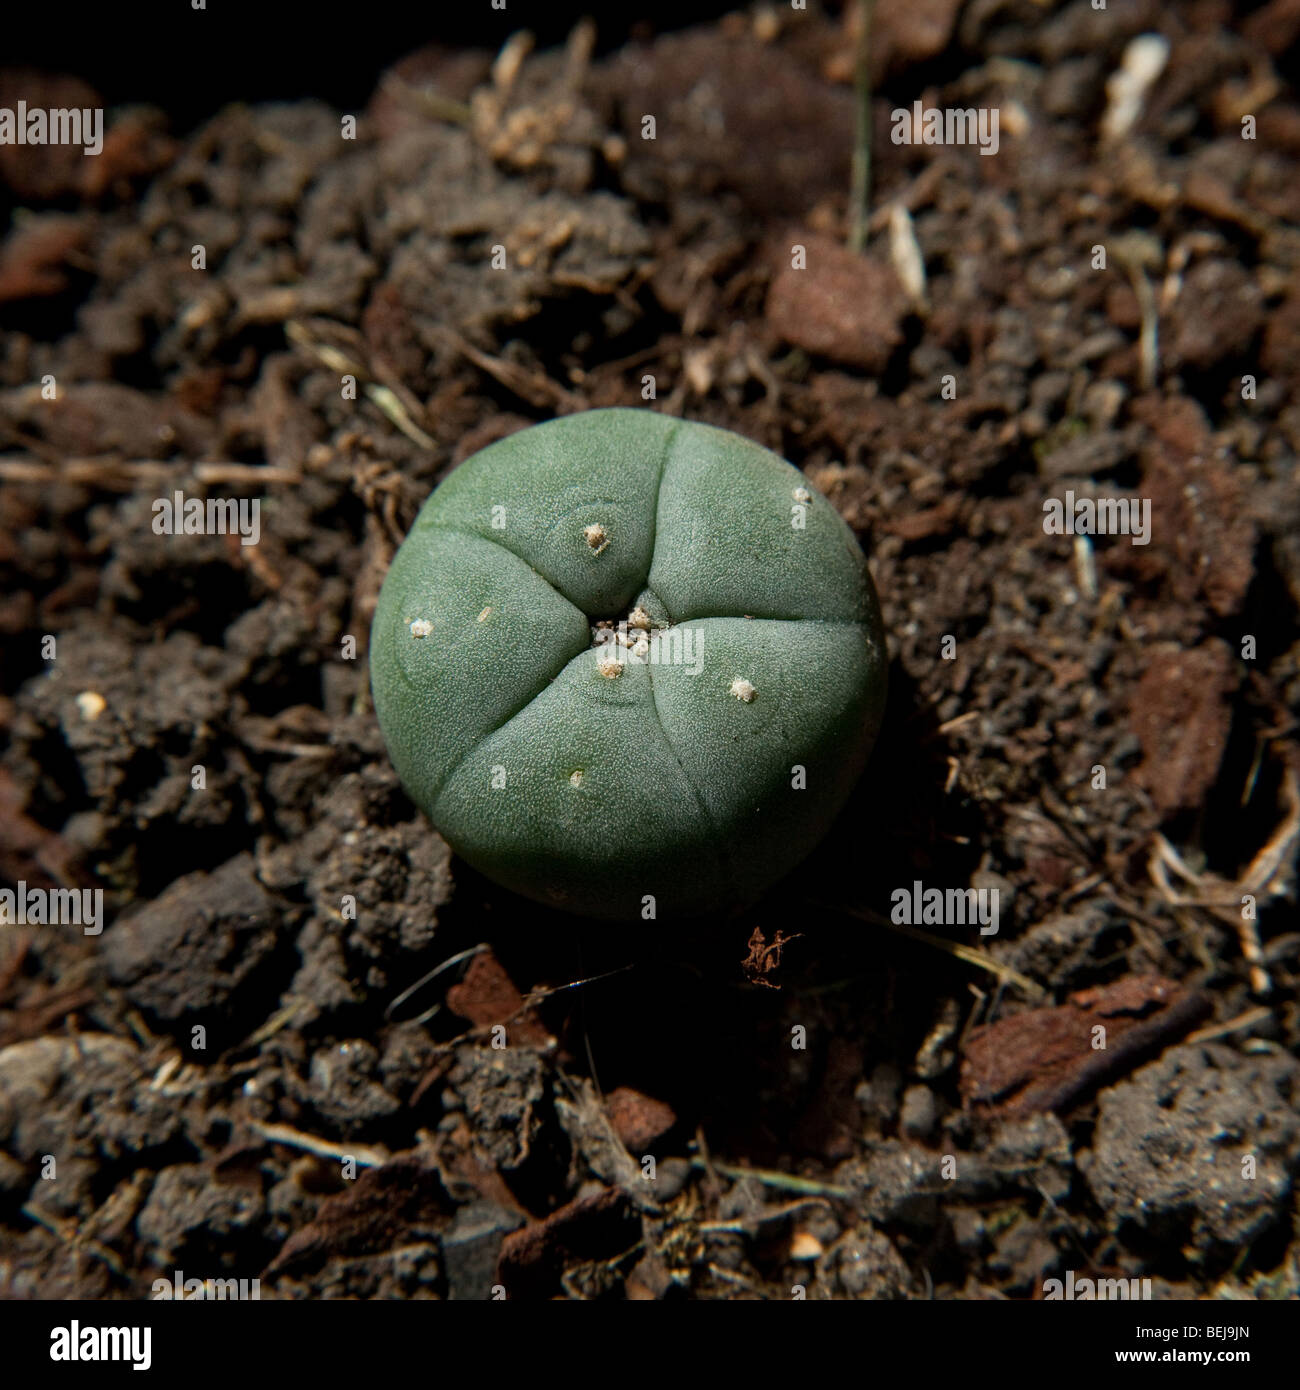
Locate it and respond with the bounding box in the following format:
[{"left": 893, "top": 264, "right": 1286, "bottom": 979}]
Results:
[
  {"left": 444, "top": 948, "right": 551, "bottom": 1048},
  {"left": 264, "top": 1150, "right": 449, "bottom": 1277},
  {"left": 1122, "top": 396, "right": 1256, "bottom": 618},
  {"left": 603, "top": 1086, "right": 676, "bottom": 1153},
  {"left": 1130, "top": 640, "right": 1237, "bottom": 815},
  {"left": 960, "top": 975, "right": 1212, "bottom": 1116},
  {"left": 765, "top": 233, "right": 910, "bottom": 373},
  {"left": 496, "top": 1188, "right": 635, "bottom": 1299},
  {"left": 0, "top": 216, "right": 88, "bottom": 303}
]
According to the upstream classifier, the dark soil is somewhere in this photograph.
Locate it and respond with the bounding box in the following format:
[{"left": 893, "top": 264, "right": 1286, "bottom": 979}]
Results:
[{"left": 1, "top": 0, "right": 1299, "bottom": 1300}]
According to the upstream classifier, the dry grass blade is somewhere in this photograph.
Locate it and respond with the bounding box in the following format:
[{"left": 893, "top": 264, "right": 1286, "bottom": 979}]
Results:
[{"left": 813, "top": 899, "right": 1046, "bottom": 999}]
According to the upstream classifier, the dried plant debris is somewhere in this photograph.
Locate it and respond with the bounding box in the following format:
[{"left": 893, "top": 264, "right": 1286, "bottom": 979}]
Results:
[{"left": 960, "top": 975, "right": 1213, "bottom": 1117}]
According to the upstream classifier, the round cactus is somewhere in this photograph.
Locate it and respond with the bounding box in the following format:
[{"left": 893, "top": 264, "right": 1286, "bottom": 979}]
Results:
[{"left": 369, "top": 409, "right": 887, "bottom": 921}]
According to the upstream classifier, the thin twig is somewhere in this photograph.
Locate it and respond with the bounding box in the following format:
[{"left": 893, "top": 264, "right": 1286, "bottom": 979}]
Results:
[
  {"left": 385, "top": 943, "right": 489, "bottom": 1025},
  {"left": 286, "top": 318, "right": 436, "bottom": 450},
  {"left": 377, "top": 72, "right": 472, "bottom": 126},
  {"left": 847, "top": 0, "right": 876, "bottom": 254},
  {"left": 1185, "top": 1006, "right": 1273, "bottom": 1045},
  {"left": 689, "top": 1158, "right": 852, "bottom": 1200},
  {"left": 0, "top": 457, "right": 299, "bottom": 488},
  {"left": 251, "top": 1121, "right": 389, "bottom": 1168}
]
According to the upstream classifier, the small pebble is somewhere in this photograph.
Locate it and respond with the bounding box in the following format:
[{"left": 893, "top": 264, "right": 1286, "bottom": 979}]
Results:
[
  {"left": 789, "top": 1231, "right": 824, "bottom": 1261},
  {"left": 899, "top": 1084, "right": 940, "bottom": 1141}
]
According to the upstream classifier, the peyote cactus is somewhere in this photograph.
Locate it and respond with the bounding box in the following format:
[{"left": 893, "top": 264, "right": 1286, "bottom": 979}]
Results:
[{"left": 369, "top": 409, "right": 887, "bottom": 921}]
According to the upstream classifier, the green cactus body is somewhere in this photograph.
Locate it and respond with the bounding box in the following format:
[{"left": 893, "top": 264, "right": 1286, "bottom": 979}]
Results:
[{"left": 369, "top": 408, "right": 887, "bottom": 920}]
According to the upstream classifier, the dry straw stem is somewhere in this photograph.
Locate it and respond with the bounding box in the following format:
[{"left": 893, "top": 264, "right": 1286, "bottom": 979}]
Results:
[
  {"left": 385, "top": 942, "right": 489, "bottom": 1026},
  {"left": 377, "top": 71, "right": 471, "bottom": 126},
  {"left": 697, "top": 1197, "right": 838, "bottom": 1234},
  {"left": 239, "top": 999, "right": 314, "bottom": 1048},
  {"left": 285, "top": 317, "right": 436, "bottom": 449},
  {"left": 21, "top": 1203, "right": 124, "bottom": 1277},
  {"left": 846, "top": 0, "right": 876, "bottom": 256},
  {"left": 1110, "top": 235, "right": 1161, "bottom": 391},
  {"left": 421, "top": 964, "right": 633, "bottom": 1054},
  {"left": 1185, "top": 1005, "right": 1275, "bottom": 1046},
  {"left": 815, "top": 900, "right": 1045, "bottom": 999},
  {"left": 1149, "top": 765, "right": 1299, "bottom": 996},
  {"left": 438, "top": 324, "right": 583, "bottom": 411},
  {"left": 252, "top": 1121, "right": 389, "bottom": 1169},
  {"left": 0, "top": 457, "right": 299, "bottom": 488},
  {"left": 688, "top": 1157, "right": 852, "bottom": 1201},
  {"left": 386, "top": 938, "right": 632, "bottom": 1045}
]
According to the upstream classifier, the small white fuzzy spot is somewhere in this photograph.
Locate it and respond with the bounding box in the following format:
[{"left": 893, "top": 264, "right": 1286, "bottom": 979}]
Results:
[
  {"left": 409, "top": 619, "right": 433, "bottom": 638},
  {"left": 632, "top": 637, "right": 650, "bottom": 659},
  {"left": 730, "top": 678, "right": 756, "bottom": 703},
  {"left": 76, "top": 691, "right": 107, "bottom": 721},
  {"left": 597, "top": 653, "right": 622, "bottom": 678},
  {"left": 584, "top": 523, "right": 610, "bottom": 554},
  {"left": 569, "top": 770, "right": 584, "bottom": 788},
  {"left": 477, "top": 606, "right": 493, "bottom": 622},
  {"left": 888, "top": 202, "right": 928, "bottom": 308},
  {"left": 1102, "top": 33, "right": 1171, "bottom": 143},
  {"left": 628, "top": 606, "right": 651, "bottom": 630},
  {"left": 792, "top": 486, "right": 812, "bottom": 505}
]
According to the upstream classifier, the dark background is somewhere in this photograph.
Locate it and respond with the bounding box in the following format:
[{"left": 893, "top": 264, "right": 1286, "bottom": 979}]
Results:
[{"left": 2, "top": 0, "right": 750, "bottom": 132}]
